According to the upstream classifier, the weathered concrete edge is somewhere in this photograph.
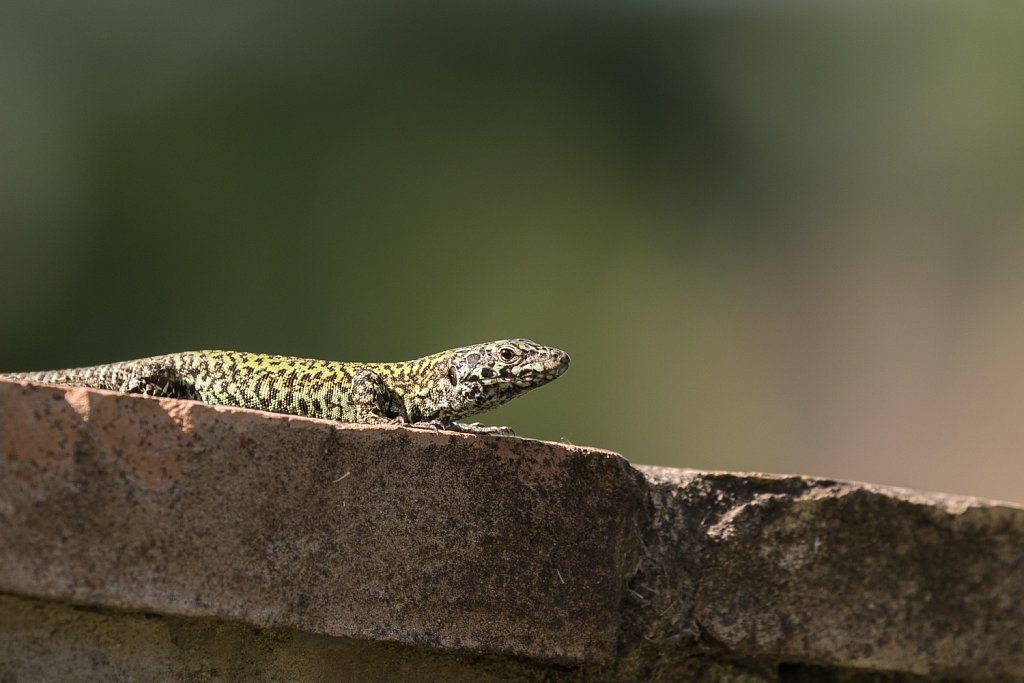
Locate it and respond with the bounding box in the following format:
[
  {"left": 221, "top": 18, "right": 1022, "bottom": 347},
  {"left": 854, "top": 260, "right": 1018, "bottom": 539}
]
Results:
[
  {"left": 617, "top": 464, "right": 1024, "bottom": 681},
  {"left": 639, "top": 463, "right": 1024, "bottom": 512}
]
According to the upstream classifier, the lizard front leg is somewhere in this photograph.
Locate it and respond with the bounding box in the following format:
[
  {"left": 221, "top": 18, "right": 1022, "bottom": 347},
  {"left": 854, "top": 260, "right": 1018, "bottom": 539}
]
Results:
[
  {"left": 348, "top": 368, "right": 395, "bottom": 424},
  {"left": 350, "top": 369, "right": 512, "bottom": 434}
]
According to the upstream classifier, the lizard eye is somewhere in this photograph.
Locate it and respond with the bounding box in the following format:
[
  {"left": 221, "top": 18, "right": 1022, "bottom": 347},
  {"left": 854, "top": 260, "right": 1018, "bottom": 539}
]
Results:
[
  {"left": 498, "top": 347, "right": 517, "bottom": 362},
  {"left": 447, "top": 366, "right": 459, "bottom": 386}
]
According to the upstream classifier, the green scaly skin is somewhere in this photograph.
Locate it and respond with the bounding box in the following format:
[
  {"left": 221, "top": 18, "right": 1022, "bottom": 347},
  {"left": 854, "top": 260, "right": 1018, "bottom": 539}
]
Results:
[{"left": 1, "top": 339, "right": 570, "bottom": 435}]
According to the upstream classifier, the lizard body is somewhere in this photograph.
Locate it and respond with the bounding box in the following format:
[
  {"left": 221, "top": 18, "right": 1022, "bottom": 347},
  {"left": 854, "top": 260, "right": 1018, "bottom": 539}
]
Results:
[{"left": 1, "top": 339, "right": 570, "bottom": 434}]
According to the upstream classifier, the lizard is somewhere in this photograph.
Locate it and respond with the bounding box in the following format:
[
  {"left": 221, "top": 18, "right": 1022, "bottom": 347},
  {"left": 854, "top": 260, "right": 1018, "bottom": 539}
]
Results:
[{"left": 0, "top": 339, "right": 570, "bottom": 435}]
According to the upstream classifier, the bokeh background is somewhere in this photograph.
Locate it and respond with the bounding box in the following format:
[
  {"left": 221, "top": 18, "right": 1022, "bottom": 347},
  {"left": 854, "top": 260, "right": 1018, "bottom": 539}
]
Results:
[{"left": 3, "top": 1, "right": 1023, "bottom": 503}]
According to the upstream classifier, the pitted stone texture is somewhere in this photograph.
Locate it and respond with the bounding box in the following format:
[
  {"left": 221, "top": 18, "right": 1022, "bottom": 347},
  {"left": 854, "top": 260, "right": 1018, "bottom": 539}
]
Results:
[
  {"left": 626, "top": 467, "right": 1024, "bottom": 681},
  {"left": 0, "top": 379, "right": 649, "bottom": 664}
]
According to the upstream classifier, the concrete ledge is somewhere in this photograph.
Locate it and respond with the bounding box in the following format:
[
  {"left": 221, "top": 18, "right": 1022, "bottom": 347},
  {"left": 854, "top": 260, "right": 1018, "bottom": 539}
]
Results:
[
  {"left": 0, "top": 379, "right": 647, "bottom": 665},
  {"left": 1, "top": 379, "right": 1023, "bottom": 681},
  {"left": 627, "top": 467, "right": 1024, "bottom": 680}
]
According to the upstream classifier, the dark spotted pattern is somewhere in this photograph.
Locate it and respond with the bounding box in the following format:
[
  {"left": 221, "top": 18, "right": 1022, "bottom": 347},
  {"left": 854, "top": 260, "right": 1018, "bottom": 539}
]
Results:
[{"left": 1, "top": 340, "right": 570, "bottom": 431}]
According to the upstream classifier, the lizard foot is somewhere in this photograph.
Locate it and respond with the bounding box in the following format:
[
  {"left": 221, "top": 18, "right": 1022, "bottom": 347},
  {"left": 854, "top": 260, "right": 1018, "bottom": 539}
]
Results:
[
  {"left": 392, "top": 417, "right": 514, "bottom": 436},
  {"left": 442, "top": 421, "right": 515, "bottom": 436},
  {"left": 390, "top": 416, "right": 446, "bottom": 431}
]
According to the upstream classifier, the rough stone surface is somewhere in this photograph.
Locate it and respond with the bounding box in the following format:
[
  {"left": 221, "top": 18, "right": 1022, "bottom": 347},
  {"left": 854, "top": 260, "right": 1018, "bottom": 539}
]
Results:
[
  {"left": 1, "top": 378, "right": 1023, "bottom": 682},
  {"left": 0, "top": 379, "right": 648, "bottom": 665},
  {"left": 618, "top": 468, "right": 1024, "bottom": 681}
]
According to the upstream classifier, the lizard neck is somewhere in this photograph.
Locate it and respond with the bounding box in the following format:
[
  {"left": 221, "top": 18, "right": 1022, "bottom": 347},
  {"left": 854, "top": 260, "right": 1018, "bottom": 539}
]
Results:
[{"left": 383, "top": 352, "right": 465, "bottom": 423}]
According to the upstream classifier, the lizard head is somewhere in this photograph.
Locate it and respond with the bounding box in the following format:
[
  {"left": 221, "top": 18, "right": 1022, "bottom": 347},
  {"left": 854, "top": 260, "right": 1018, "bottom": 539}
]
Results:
[{"left": 445, "top": 339, "right": 570, "bottom": 416}]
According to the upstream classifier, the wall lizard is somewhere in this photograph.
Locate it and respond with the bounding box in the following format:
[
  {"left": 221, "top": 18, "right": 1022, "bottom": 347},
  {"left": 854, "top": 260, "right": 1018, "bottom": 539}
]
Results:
[{"left": 0, "top": 339, "right": 570, "bottom": 435}]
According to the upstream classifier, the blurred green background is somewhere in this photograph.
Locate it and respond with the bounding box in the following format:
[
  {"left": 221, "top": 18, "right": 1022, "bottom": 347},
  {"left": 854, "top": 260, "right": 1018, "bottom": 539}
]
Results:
[{"left": 3, "top": 1, "right": 1024, "bottom": 502}]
